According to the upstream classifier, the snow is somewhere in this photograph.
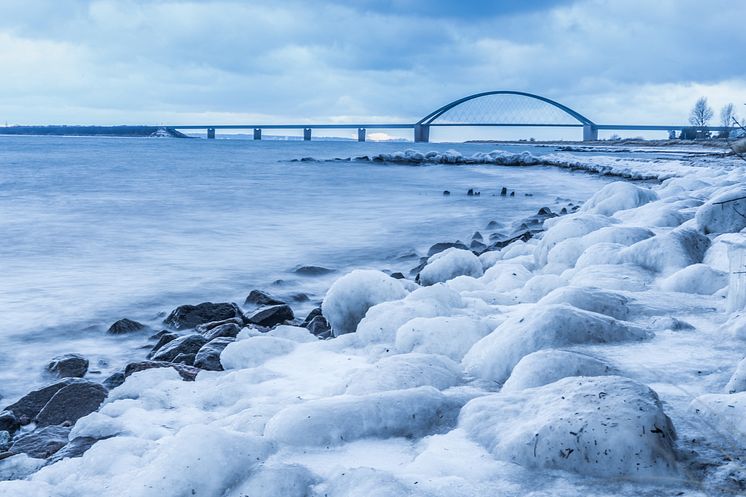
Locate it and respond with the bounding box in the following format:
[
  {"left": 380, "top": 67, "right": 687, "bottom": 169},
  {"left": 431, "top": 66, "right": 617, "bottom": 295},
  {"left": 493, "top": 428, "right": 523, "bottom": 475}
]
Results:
[
  {"left": 657, "top": 263, "right": 728, "bottom": 294},
  {"left": 619, "top": 228, "right": 710, "bottom": 274},
  {"left": 695, "top": 186, "right": 746, "bottom": 234},
  {"left": 462, "top": 304, "right": 650, "bottom": 384},
  {"left": 394, "top": 316, "right": 493, "bottom": 361},
  {"left": 502, "top": 349, "right": 618, "bottom": 391},
  {"left": 691, "top": 392, "right": 746, "bottom": 445},
  {"left": 322, "top": 270, "right": 409, "bottom": 336},
  {"left": 419, "top": 248, "right": 483, "bottom": 286},
  {"left": 724, "top": 357, "right": 746, "bottom": 393},
  {"left": 460, "top": 376, "right": 678, "bottom": 478},
  {"left": 343, "top": 353, "right": 463, "bottom": 394},
  {"left": 537, "top": 286, "right": 630, "bottom": 320},
  {"left": 220, "top": 335, "right": 297, "bottom": 370}
]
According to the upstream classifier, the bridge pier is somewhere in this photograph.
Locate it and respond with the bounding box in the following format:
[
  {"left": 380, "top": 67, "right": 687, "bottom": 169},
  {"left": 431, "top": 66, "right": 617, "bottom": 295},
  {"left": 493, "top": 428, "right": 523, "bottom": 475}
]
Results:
[
  {"left": 358, "top": 128, "right": 366, "bottom": 142},
  {"left": 253, "top": 128, "right": 262, "bottom": 140},
  {"left": 582, "top": 124, "right": 598, "bottom": 142},
  {"left": 207, "top": 128, "right": 216, "bottom": 139},
  {"left": 414, "top": 124, "right": 430, "bottom": 143},
  {"left": 303, "top": 128, "right": 312, "bottom": 141}
]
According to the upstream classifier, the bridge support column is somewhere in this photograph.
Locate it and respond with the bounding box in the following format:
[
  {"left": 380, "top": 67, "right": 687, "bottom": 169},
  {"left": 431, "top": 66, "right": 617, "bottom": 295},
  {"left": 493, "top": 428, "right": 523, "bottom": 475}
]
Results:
[
  {"left": 358, "top": 128, "right": 366, "bottom": 142},
  {"left": 253, "top": 128, "right": 262, "bottom": 140},
  {"left": 582, "top": 124, "right": 598, "bottom": 142},
  {"left": 414, "top": 124, "right": 430, "bottom": 143},
  {"left": 207, "top": 128, "right": 216, "bottom": 139},
  {"left": 303, "top": 128, "right": 312, "bottom": 141}
]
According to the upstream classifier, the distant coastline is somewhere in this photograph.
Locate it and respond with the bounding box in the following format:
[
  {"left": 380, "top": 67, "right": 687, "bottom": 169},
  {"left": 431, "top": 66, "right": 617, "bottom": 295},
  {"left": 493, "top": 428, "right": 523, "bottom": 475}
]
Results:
[{"left": 0, "top": 125, "right": 189, "bottom": 138}]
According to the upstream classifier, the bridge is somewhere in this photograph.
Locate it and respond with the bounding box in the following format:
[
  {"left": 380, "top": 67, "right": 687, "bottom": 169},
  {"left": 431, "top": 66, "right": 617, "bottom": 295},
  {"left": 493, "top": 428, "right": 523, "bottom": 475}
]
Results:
[{"left": 168, "top": 91, "right": 735, "bottom": 142}]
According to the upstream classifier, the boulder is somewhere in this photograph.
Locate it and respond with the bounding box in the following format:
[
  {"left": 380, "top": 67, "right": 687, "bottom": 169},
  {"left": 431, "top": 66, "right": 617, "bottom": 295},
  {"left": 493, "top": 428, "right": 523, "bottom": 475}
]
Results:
[
  {"left": 172, "top": 353, "right": 196, "bottom": 366},
  {"left": 4, "top": 379, "right": 78, "bottom": 422},
  {"left": 0, "top": 411, "right": 20, "bottom": 434},
  {"left": 194, "top": 317, "right": 244, "bottom": 334},
  {"left": 301, "top": 307, "right": 322, "bottom": 327},
  {"left": 306, "top": 315, "right": 331, "bottom": 338},
  {"left": 427, "top": 241, "right": 468, "bottom": 257},
  {"left": 202, "top": 322, "right": 241, "bottom": 341},
  {"left": 106, "top": 318, "right": 148, "bottom": 335},
  {"left": 151, "top": 334, "right": 208, "bottom": 362},
  {"left": 163, "top": 302, "right": 242, "bottom": 330},
  {"left": 46, "top": 436, "right": 100, "bottom": 464},
  {"left": 147, "top": 332, "right": 179, "bottom": 358},
  {"left": 418, "top": 248, "right": 483, "bottom": 286},
  {"left": 245, "top": 304, "right": 294, "bottom": 328},
  {"left": 244, "top": 290, "right": 285, "bottom": 307},
  {"left": 124, "top": 360, "right": 199, "bottom": 381},
  {"left": 9, "top": 426, "right": 70, "bottom": 459},
  {"left": 46, "top": 353, "right": 88, "bottom": 378},
  {"left": 102, "top": 372, "right": 125, "bottom": 390},
  {"left": 194, "top": 337, "right": 235, "bottom": 371},
  {"left": 35, "top": 381, "right": 108, "bottom": 427}
]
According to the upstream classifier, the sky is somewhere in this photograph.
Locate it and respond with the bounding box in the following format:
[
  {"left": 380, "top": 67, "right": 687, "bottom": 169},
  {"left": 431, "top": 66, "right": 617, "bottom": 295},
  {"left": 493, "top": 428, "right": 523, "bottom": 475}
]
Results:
[{"left": 1, "top": 0, "right": 745, "bottom": 140}]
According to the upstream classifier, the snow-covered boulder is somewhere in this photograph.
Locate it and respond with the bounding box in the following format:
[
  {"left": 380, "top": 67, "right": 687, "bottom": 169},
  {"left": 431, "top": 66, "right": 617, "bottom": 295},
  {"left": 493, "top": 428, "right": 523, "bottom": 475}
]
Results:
[
  {"left": 220, "top": 336, "right": 296, "bottom": 370},
  {"left": 567, "top": 263, "right": 654, "bottom": 292},
  {"left": 574, "top": 242, "right": 625, "bottom": 268},
  {"left": 463, "top": 304, "right": 649, "bottom": 383},
  {"left": 580, "top": 181, "right": 658, "bottom": 216},
  {"left": 696, "top": 186, "right": 746, "bottom": 234},
  {"left": 481, "top": 262, "right": 533, "bottom": 292},
  {"left": 344, "top": 353, "right": 462, "bottom": 394},
  {"left": 614, "top": 202, "right": 689, "bottom": 228},
  {"left": 460, "top": 376, "right": 677, "bottom": 478},
  {"left": 516, "top": 274, "right": 567, "bottom": 302},
  {"left": 534, "top": 214, "right": 617, "bottom": 266},
  {"left": 658, "top": 263, "right": 728, "bottom": 295},
  {"left": 537, "top": 286, "right": 630, "bottom": 320},
  {"left": 725, "top": 313, "right": 746, "bottom": 340},
  {"left": 264, "top": 387, "right": 459, "bottom": 446},
  {"left": 691, "top": 392, "right": 746, "bottom": 444},
  {"left": 703, "top": 233, "right": 746, "bottom": 272},
  {"left": 419, "top": 248, "right": 483, "bottom": 286},
  {"left": 725, "top": 357, "right": 746, "bottom": 393},
  {"left": 502, "top": 349, "right": 618, "bottom": 391},
  {"left": 394, "top": 316, "right": 493, "bottom": 361},
  {"left": 322, "top": 270, "right": 409, "bottom": 336},
  {"left": 620, "top": 228, "right": 710, "bottom": 274}
]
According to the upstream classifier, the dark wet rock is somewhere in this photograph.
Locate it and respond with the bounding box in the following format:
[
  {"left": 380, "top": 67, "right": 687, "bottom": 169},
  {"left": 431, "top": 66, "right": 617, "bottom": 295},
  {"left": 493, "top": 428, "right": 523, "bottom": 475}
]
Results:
[
  {"left": 500, "top": 187, "right": 508, "bottom": 196},
  {"left": 472, "top": 231, "right": 483, "bottom": 241},
  {"left": 489, "top": 232, "right": 507, "bottom": 241},
  {"left": 124, "top": 361, "right": 199, "bottom": 381},
  {"left": 307, "top": 315, "right": 331, "bottom": 338},
  {"left": 194, "top": 337, "right": 235, "bottom": 371},
  {"left": 244, "top": 290, "right": 285, "bottom": 307},
  {"left": 35, "top": 381, "right": 108, "bottom": 427},
  {"left": 195, "top": 317, "right": 244, "bottom": 334},
  {"left": 47, "top": 436, "right": 101, "bottom": 464},
  {"left": 510, "top": 191, "right": 515, "bottom": 197},
  {"left": 467, "top": 188, "right": 479, "bottom": 196},
  {"left": 487, "top": 230, "right": 534, "bottom": 251},
  {"left": 301, "top": 307, "right": 323, "bottom": 327},
  {"left": 560, "top": 207, "right": 568, "bottom": 214},
  {"left": 409, "top": 257, "right": 429, "bottom": 277},
  {"left": 389, "top": 272, "right": 405, "bottom": 279},
  {"left": 202, "top": 322, "right": 242, "bottom": 341},
  {"left": 485, "top": 220, "right": 499, "bottom": 229},
  {"left": 443, "top": 190, "right": 451, "bottom": 196},
  {"left": 163, "top": 302, "right": 242, "bottom": 330},
  {"left": 102, "top": 372, "right": 125, "bottom": 390},
  {"left": 151, "top": 334, "right": 208, "bottom": 362},
  {"left": 9, "top": 426, "right": 70, "bottom": 459},
  {"left": 173, "top": 353, "right": 196, "bottom": 366},
  {"left": 245, "top": 304, "right": 294, "bottom": 328},
  {"left": 107, "top": 318, "right": 148, "bottom": 335},
  {"left": 427, "top": 241, "right": 468, "bottom": 257},
  {"left": 147, "top": 332, "right": 179, "bottom": 359},
  {"left": 4, "top": 379, "right": 78, "bottom": 422},
  {"left": 0, "top": 411, "right": 20, "bottom": 434},
  {"left": 470, "top": 240, "right": 487, "bottom": 252},
  {"left": 47, "top": 354, "right": 89, "bottom": 379},
  {"left": 293, "top": 265, "right": 334, "bottom": 276},
  {"left": 537, "top": 207, "right": 553, "bottom": 216}
]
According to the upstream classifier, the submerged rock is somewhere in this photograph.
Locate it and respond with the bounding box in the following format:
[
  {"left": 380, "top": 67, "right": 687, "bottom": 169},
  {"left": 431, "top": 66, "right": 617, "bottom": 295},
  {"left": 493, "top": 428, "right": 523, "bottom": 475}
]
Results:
[
  {"left": 106, "top": 318, "right": 148, "bottom": 335},
  {"left": 163, "top": 302, "right": 242, "bottom": 330},
  {"left": 194, "top": 337, "right": 235, "bottom": 371},
  {"left": 35, "top": 380, "right": 108, "bottom": 427},
  {"left": 244, "top": 290, "right": 286, "bottom": 307},
  {"left": 9, "top": 426, "right": 71, "bottom": 459},
  {"left": 47, "top": 353, "right": 89, "bottom": 378},
  {"left": 245, "top": 304, "right": 294, "bottom": 328},
  {"left": 293, "top": 265, "right": 334, "bottom": 276},
  {"left": 151, "top": 334, "right": 208, "bottom": 362}
]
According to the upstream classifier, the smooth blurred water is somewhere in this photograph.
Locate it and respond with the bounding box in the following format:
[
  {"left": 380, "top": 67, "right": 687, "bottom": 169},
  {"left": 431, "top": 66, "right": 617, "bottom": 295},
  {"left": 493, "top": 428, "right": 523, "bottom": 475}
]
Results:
[{"left": 0, "top": 135, "right": 614, "bottom": 401}]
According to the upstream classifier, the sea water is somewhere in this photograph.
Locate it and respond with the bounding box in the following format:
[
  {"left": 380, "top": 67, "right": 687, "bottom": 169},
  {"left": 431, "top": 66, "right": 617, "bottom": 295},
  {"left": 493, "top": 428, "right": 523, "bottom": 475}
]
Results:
[{"left": 0, "top": 135, "right": 614, "bottom": 402}]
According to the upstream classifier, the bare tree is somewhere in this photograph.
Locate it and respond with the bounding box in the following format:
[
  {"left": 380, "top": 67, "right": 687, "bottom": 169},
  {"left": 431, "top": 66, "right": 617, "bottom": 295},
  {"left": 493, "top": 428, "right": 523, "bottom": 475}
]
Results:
[
  {"left": 721, "top": 103, "right": 737, "bottom": 127},
  {"left": 689, "top": 97, "right": 714, "bottom": 127}
]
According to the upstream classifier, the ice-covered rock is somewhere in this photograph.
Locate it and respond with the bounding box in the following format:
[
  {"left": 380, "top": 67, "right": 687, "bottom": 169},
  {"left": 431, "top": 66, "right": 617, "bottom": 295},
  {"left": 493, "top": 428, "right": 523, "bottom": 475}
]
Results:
[
  {"left": 344, "top": 353, "right": 462, "bottom": 394},
  {"left": 658, "top": 263, "right": 728, "bottom": 294},
  {"left": 691, "top": 392, "right": 746, "bottom": 444},
  {"left": 695, "top": 186, "right": 746, "bottom": 234},
  {"left": 703, "top": 233, "right": 746, "bottom": 272},
  {"left": 516, "top": 274, "right": 567, "bottom": 302},
  {"left": 394, "top": 316, "right": 493, "bottom": 361},
  {"left": 534, "top": 214, "right": 617, "bottom": 266},
  {"left": 620, "top": 228, "right": 710, "bottom": 274},
  {"left": 724, "top": 312, "right": 746, "bottom": 340},
  {"left": 481, "top": 262, "right": 533, "bottom": 292},
  {"left": 537, "top": 286, "right": 630, "bottom": 320},
  {"left": 226, "top": 464, "right": 318, "bottom": 497},
  {"left": 567, "top": 263, "right": 654, "bottom": 292},
  {"left": 463, "top": 304, "right": 649, "bottom": 383},
  {"left": 579, "top": 181, "right": 658, "bottom": 216},
  {"left": 264, "top": 387, "right": 458, "bottom": 446},
  {"left": 419, "top": 248, "right": 483, "bottom": 286},
  {"left": 220, "top": 336, "right": 296, "bottom": 370},
  {"left": 460, "top": 376, "right": 677, "bottom": 477},
  {"left": 725, "top": 357, "right": 746, "bottom": 393},
  {"left": 502, "top": 349, "right": 618, "bottom": 391},
  {"left": 322, "top": 270, "right": 409, "bottom": 336}
]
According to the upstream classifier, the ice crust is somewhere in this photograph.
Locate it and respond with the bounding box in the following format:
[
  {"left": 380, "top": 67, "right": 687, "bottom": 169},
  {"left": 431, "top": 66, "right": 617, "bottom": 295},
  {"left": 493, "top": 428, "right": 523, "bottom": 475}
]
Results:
[{"left": 5, "top": 149, "right": 746, "bottom": 496}]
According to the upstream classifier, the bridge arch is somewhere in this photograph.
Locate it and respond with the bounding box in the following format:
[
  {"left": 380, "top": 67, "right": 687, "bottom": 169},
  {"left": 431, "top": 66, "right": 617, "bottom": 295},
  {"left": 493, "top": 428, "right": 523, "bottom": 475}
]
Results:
[{"left": 414, "top": 90, "right": 598, "bottom": 142}]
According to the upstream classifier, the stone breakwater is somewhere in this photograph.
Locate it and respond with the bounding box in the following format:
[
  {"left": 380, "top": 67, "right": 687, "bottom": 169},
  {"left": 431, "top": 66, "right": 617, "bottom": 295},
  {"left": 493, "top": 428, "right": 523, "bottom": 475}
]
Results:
[{"left": 2, "top": 151, "right": 746, "bottom": 497}]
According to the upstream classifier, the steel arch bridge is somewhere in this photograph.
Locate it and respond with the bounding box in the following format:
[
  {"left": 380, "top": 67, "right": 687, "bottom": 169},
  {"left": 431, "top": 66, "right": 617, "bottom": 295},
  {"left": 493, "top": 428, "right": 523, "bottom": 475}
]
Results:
[{"left": 168, "top": 89, "right": 734, "bottom": 142}]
